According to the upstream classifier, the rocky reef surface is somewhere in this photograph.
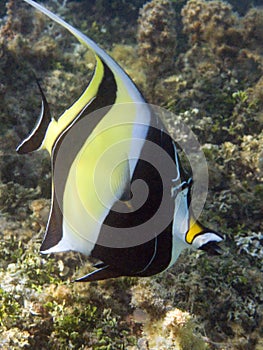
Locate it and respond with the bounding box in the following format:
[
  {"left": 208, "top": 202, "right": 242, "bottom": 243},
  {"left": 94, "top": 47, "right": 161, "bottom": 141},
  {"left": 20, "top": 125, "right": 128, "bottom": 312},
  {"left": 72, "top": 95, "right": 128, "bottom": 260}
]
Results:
[{"left": 0, "top": 0, "right": 262, "bottom": 349}]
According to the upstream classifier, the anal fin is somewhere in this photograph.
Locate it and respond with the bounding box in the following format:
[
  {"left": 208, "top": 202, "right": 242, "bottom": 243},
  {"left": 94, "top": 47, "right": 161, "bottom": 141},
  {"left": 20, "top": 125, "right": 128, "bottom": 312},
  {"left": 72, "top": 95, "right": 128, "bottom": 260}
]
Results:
[{"left": 75, "top": 265, "right": 122, "bottom": 282}]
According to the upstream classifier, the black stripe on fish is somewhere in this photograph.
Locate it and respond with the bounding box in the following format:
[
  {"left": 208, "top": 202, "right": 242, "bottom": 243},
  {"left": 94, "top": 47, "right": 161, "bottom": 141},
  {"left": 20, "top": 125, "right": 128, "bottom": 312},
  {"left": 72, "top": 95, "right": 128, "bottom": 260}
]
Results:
[
  {"left": 90, "top": 114, "right": 177, "bottom": 278},
  {"left": 40, "top": 61, "right": 118, "bottom": 251}
]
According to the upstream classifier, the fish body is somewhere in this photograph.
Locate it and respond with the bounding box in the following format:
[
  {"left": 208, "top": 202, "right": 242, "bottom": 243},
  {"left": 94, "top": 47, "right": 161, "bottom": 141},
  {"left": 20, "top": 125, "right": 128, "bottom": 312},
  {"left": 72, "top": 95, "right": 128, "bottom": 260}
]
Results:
[{"left": 17, "top": 0, "right": 223, "bottom": 282}]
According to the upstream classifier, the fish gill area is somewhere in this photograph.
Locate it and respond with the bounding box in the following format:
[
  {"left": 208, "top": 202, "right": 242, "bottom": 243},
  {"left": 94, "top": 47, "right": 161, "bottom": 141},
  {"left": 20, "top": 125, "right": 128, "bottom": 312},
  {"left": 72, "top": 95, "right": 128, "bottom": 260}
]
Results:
[{"left": 0, "top": 0, "right": 262, "bottom": 349}]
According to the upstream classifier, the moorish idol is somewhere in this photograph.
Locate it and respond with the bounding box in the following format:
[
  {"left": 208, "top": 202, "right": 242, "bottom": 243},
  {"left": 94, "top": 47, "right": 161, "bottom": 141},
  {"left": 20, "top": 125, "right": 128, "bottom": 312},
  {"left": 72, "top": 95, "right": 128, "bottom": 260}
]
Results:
[{"left": 17, "top": 0, "right": 223, "bottom": 282}]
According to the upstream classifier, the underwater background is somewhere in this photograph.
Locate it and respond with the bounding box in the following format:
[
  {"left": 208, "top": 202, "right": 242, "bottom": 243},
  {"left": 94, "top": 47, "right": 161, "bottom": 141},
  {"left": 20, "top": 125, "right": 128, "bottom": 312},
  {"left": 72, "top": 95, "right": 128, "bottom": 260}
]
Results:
[{"left": 0, "top": 0, "right": 262, "bottom": 349}]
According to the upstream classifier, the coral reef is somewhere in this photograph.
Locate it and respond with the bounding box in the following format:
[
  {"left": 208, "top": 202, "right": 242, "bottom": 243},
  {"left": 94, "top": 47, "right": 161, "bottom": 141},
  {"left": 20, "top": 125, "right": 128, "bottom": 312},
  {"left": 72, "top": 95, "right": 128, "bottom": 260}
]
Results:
[
  {"left": 137, "top": 0, "right": 177, "bottom": 97},
  {"left": 133, "top": 305, "right": 207, "bottom": 350},
  {"left": 56, "top": 0, "right": 145, "bottom": 47},
  {"left": 227, "top": 0, "right": 263, "bottom": 16},
  {"left": 181, "top": 0, "right": 238, "bottom": 46},
  {"left": 131, "top": 279, "right": 207, "bottom": 349},
  {"left": 0, "top": 0, "right": 262, "bottom": 349},
  {"left": 242, "top": 7, "right": 263, "bottom": 54}
]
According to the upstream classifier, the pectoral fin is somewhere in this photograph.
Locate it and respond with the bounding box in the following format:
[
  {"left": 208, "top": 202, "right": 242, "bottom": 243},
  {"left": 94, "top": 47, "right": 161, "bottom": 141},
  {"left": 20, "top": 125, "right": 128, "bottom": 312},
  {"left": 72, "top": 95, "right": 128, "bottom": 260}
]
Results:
[{"left": 111, "top": 157, "right": 132, "bottom": 202}]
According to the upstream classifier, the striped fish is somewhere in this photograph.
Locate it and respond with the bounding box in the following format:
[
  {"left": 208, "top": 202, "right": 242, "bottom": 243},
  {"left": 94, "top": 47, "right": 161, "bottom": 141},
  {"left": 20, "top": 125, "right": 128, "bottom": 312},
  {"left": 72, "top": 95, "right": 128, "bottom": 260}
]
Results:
[{"left": 17, "top": 0, "right": 223, "bottom": 282}]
